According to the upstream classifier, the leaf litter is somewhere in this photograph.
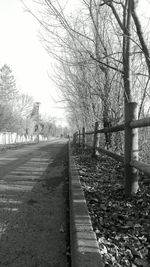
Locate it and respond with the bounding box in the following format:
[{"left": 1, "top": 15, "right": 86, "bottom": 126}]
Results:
[{"left": 73, "top": 148, "right": 150, "bottom": 267}]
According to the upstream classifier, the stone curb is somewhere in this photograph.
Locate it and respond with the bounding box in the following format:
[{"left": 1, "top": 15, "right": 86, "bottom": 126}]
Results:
[{"left": 68, "top": 143, "right": 104, "bottom": 267}]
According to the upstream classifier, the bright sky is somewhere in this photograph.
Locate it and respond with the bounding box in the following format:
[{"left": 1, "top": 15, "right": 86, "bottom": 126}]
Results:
[
  {"left": 0, "top": 0, "right": 149, "bottom": 127},
  {"left": 0, "top": 0, "right": 68, "bottom": 126}
]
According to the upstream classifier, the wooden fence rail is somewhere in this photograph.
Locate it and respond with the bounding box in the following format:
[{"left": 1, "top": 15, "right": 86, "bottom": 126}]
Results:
[
  {"left": 97, "top": 124, "right": 125, "bottom": 133},
  {"left": 73, "top": 102, "right": 150, "bottom": 197}
]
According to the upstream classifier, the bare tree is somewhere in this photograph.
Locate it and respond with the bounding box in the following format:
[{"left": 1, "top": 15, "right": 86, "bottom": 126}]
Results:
[{"left": 22, "top": 0, "right": 150, "bottom": 196}]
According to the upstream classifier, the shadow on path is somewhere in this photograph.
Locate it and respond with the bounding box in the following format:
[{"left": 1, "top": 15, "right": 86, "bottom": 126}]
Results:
[{"left": 0, "top": 141, "right": 69, "bottom": 267}]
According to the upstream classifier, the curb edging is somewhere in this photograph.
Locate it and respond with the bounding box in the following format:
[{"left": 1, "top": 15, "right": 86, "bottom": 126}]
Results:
[{"left": 68, "top": 143, "right": 104, "bottom": 267}]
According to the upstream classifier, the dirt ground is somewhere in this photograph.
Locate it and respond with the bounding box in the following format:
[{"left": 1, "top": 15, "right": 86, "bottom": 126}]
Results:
[{"left": 0, "top": 140, "right": 69, "bottom": 267}]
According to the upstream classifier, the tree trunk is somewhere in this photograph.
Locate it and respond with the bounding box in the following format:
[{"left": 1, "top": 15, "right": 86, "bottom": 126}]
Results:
[
  {"left": 103, "top": 108, "right": 112, "bottom": 149},
  {"left": 123, "top": 0, "right": 132, "bottom": 103}
]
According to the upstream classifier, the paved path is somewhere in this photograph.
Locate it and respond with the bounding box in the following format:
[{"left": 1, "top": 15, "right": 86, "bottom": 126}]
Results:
[{"left": 0, "top": 140, "right": 69, "bottom": 267}]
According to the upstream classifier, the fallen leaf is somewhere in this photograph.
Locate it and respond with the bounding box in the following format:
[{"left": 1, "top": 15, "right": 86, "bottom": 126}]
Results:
[{"left": 59, "top": 225, "right": 64, "bottom": 233}]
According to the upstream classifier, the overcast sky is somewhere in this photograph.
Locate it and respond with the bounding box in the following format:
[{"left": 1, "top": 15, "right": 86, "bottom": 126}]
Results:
[
  {"left": 0, "top": 0, "right": 68, "bottom": 125},
  {"left": 0, "top": 0, "right": 149, "bottom": 126}
]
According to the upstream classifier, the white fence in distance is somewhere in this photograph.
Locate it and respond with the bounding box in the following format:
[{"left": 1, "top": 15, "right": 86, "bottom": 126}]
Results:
[{"left": 0, "top": 132, "right": 47, "bottom": 145}]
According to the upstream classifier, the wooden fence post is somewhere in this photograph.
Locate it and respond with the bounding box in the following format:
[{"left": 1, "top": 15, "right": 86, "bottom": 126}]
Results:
[
  {"left": 124, "top": 102, "right": 139, "bottom": 197},
  {"left": 73, "top": 132, "right": 77, "bottom": 146},
  {"left": 73, "top": 133, "right": 75, "bottom": 145},
  {"left": 78, "top": 130, "right": 81, "bottom": 147},
  {"left": 92, "top": 121, "right": 99, "bottom": 157},
  {"left": 82, "top": 127, "right": 85, "bottom": 149}
]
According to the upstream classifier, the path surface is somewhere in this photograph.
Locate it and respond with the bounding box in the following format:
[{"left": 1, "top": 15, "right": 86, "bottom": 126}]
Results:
[{"left": 0, "top": 139, "right": 69, "bottom": 267}]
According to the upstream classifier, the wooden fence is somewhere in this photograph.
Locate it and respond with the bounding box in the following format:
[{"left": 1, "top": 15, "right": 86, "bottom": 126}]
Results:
[{"left": 73, "top": 102, "right": 150, "bottom": 197}]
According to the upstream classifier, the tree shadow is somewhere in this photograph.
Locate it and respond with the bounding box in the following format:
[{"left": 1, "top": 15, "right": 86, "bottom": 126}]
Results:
[{"left": 0, "top": 142, "right": 68, "bottom": 267}]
